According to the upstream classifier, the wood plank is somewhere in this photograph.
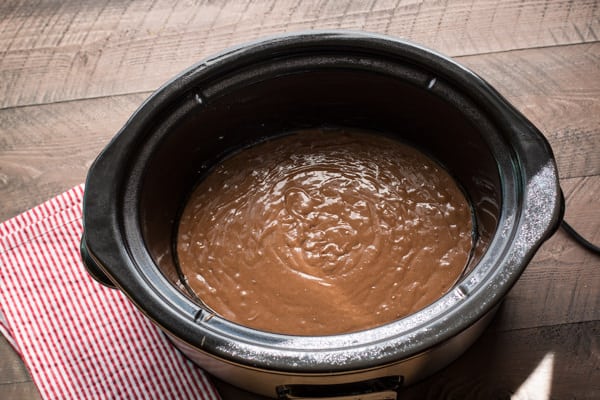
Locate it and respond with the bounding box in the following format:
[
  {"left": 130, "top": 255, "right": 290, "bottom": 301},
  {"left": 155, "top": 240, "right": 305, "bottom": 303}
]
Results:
[
  {"left": 1, "top": 0, "right": 599, "bottom": 108},
  {"left": 459, "top": 42, "right": 600, "bottom": 180},
  {"left": 492, "top": 175, "right": 600, "bottom": 332},
  {"left": 400, "top": 320, "right": 600, "bottom": 399},
  {"left": 1, "top": 42, "right": 598, "bottom": 221},
  {"left": 0, "top": 334, "right": 40, "bottom": 400},
  {"left": 0, "top": 93, "right": 147, "bottom": 222},
  {"left": 0, "top": 381, "right": 40, "bottom": 400},
  {"left": 0, "top": 335, "right": 31, "bottom": 385}
]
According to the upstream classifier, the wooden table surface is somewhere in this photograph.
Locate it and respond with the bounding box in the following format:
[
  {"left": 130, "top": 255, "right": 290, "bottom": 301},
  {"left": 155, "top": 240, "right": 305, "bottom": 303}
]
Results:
[{"left": 1, "top": 1, "right": 598, "bottom": 399}]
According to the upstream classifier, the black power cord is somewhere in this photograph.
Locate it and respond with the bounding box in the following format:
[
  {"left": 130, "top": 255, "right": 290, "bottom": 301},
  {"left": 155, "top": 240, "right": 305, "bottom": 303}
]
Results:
[{"left": 561, "top": 220, "right": 600, "bottom": 255}]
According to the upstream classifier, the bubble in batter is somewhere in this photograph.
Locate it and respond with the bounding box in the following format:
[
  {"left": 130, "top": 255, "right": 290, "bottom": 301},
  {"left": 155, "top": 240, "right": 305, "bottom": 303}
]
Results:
[{"left": 177, "top": 129, "right": 473, "bottom": 335}]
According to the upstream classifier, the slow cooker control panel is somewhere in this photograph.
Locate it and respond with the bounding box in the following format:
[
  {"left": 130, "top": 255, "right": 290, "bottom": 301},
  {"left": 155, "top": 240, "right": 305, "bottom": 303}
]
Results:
[{"left": 276, "top": 375, "right": 402, "bottom": 399}]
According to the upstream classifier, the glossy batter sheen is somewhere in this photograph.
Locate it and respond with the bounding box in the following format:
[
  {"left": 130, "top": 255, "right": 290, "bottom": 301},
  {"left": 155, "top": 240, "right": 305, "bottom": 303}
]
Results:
[{"left": 177, "top": 129, "right": 473, "bottom": 335}]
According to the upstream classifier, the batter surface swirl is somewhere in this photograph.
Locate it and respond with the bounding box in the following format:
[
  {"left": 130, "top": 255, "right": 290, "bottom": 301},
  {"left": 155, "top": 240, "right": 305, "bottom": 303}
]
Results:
[{"left": 177, "top": 129, "right": 473, "bottom": 335}]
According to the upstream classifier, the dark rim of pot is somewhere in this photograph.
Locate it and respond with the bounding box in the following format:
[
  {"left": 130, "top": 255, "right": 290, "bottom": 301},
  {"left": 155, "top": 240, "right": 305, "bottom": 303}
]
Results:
[{"left": 81, "top": 30, "right": 563, "bottom": 373}]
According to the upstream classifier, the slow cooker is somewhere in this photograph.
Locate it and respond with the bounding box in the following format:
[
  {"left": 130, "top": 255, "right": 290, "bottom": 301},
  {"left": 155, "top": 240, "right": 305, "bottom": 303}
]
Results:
[{"left": 80, "top": 31, "right": 563, "bottom": 399}]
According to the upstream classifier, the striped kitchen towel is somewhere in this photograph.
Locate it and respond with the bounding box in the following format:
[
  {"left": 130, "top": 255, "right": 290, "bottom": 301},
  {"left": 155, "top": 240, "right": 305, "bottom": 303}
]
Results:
[{"left": 0, "top": 185, "right": 220, "bottom": 400}]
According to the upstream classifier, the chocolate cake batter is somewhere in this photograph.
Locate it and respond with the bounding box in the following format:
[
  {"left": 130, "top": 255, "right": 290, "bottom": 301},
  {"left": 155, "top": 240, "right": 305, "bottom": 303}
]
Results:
[{"left": 177, "top": 129, "right": 473, "bottom": 335}]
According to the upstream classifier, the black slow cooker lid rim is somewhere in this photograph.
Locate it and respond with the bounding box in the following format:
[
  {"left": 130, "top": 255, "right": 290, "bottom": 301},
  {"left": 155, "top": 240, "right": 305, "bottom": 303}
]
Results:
[{"left": 82, "top": 30, "right": 562, "bottom": 372}]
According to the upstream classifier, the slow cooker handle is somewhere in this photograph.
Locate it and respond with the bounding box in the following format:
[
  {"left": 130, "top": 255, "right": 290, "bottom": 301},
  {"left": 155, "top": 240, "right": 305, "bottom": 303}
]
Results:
[
  {"left": 276, "top": 376, "right": 401, "bottom": 399},
  {"left": 80, "top": 236, "right": 117, "bottom": 289}
]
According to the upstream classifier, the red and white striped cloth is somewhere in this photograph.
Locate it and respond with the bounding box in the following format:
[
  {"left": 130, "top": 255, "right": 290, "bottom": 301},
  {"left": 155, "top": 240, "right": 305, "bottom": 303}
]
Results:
[{"left": 0, "top": 185, "right": 221, "bottom": 400}]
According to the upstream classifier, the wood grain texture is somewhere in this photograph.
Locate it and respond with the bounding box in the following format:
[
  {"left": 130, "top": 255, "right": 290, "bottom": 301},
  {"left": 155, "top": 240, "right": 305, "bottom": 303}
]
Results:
[
  {"left": 0, "top": 336, "right": 30, "bottom": 385},
  {"left": 494, "top": 175, "right": 600, "bottom": 332},
  {"left": 0, "top": 93, "right": 148, "bottom": 221},
  {"left": 460, "top": 42, "right": 600, "bottom": 180},
  {"left": 1, "top": 0, "right": 599, "bottom": 108},
  {"left": 1, "top": 1, "right": 599, "bottom": 399},
  {"left": 401, "top": 320, "right": 600, "bottom": 399},
  {"left": 0, "top": 381, "right": 41, "bottom": 400},
  {"left": 0, "top": 335, "right": 41, "bottom": 400}
]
